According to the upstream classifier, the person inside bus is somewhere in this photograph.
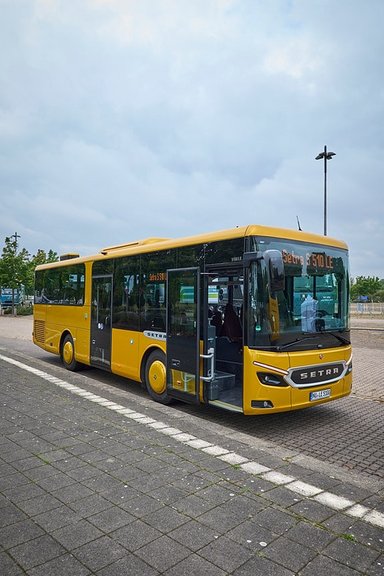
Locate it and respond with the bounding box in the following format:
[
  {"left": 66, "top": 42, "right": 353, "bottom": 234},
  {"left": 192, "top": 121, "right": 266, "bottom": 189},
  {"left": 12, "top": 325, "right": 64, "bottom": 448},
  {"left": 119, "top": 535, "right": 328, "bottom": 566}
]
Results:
[
  {"left": 301, "top": 293, "right": 318, "bottom": 332},
  {"left": 210, "top": 306, "right": 223, "bottom": 335},
  {"left": 220, "top": 303, "right": 242, "bottom": 341}
]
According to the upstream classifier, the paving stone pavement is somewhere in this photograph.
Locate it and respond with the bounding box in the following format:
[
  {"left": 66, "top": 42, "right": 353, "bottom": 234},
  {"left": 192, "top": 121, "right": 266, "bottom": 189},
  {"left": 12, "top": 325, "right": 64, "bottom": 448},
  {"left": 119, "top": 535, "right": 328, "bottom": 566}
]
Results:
[{"left": 0, "top": 348, "right": 383, "bottom": 575}]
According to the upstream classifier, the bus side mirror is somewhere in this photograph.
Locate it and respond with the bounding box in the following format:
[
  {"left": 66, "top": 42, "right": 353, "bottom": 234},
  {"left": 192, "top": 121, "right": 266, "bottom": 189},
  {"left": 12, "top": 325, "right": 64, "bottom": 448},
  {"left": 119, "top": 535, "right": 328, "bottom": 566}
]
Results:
[
  {"left": 243, "top": 252, "right": 263, "bottom": 265},
  {"left": 264, "top": 250, "right": 285, "bottom": 293}
]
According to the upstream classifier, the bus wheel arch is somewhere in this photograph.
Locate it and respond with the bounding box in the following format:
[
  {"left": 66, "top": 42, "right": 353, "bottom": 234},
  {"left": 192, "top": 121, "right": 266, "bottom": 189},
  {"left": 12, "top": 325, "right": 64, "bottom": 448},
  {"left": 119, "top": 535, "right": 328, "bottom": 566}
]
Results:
[
  {"left": 142, "top": 348, "right": 172, "bottom": 405},
  {"left": 60, "top": 332, "right": 80, "bottom": 371}
]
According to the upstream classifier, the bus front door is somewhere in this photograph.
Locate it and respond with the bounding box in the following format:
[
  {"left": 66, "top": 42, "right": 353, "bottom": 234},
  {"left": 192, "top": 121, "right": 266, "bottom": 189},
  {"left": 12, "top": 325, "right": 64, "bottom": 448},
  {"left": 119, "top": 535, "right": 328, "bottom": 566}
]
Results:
[
  {"left": 166, "top": 268, "right": 200, "bottom": 403},
  {"left": 91, "top": 275, "right": 113, "bottom": 369},
  {"left": 204, "top": 268, "right": 244, "bottom": 411}
]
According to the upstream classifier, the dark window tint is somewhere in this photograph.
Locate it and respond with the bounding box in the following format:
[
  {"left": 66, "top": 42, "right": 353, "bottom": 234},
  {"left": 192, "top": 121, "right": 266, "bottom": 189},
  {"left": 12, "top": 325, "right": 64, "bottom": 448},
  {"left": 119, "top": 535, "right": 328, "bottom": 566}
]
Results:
[
  {"left": 93, "top": 259, "right": 114, "bottom": 276},
  {"left": 34, "top": 264, "right": 85, "bottom": 305},
  {"left": 113, "top": 256, "right": 140, "bottom": 330},
  {"left": 141, "top": 251, "right": 175, "bottom": 331}
]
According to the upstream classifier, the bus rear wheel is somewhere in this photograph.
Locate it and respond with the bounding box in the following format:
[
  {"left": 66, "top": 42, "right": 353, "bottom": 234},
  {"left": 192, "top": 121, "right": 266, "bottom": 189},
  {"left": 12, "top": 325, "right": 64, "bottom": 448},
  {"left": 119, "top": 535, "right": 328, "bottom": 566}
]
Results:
[
  {"left": 61, "top": 334, "right": 80, "bottom": 371},
  {"left": 144, "top": 350, "right": 172, "bottom": 405}
]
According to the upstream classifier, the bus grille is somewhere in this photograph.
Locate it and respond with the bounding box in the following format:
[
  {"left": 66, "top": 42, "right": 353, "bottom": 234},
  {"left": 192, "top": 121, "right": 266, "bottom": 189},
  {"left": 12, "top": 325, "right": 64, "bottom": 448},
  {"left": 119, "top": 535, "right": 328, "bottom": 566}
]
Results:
[{"left": 34, "top": 320, "right": 45, "bottom": 343}]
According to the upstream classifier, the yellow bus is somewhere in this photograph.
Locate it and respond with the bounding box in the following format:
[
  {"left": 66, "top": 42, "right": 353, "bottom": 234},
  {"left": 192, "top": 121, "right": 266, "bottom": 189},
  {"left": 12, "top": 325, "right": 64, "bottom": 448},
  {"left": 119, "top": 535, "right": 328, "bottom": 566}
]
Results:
[{"left": 33, "top": 224, "right": 352, "bottom": 415}]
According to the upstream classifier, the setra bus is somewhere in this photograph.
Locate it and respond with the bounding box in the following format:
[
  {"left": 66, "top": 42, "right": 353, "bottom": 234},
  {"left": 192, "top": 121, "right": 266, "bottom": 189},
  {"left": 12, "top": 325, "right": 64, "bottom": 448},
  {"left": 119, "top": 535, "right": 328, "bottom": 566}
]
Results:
[{"left": 33, "top": 225, "right": 352, "bottom": 415}]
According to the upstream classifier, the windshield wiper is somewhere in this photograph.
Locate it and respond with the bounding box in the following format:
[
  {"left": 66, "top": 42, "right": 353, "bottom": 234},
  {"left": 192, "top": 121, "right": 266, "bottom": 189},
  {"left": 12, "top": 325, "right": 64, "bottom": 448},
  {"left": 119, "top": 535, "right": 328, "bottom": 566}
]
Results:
[
  {"left": 326, "top": 331, "right": 350, "bottom": 345},
  {"left": 276, "top": 335, "right": 320, "bottom": 351},
  {"left": 257, "top": 332, "right": 350, "bottom": 352}
]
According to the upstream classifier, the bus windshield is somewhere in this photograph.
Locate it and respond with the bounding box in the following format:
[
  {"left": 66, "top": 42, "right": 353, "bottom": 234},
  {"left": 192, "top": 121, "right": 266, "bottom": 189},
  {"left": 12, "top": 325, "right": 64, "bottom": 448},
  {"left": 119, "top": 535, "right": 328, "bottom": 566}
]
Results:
[{"left": 247, "top": 237, "right": 349, "bottom": 351}]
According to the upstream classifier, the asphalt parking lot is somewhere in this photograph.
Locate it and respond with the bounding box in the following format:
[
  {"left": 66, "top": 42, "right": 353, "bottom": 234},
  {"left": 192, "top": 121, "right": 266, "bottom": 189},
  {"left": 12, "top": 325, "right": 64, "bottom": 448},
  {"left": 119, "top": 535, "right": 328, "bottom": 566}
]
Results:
[{"left": 0, "top": 315, "right": 383, "bottom": 575}]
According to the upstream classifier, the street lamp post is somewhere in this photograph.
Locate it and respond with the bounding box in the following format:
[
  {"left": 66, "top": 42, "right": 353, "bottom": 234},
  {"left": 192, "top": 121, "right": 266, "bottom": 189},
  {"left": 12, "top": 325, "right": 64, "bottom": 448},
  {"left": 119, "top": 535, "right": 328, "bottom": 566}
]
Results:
[
  {"left": 315, "top": 146, "right": 336, "bottom": 236},
  {"left": 9, "top": 232, "right": 21, "bottom": 316}
]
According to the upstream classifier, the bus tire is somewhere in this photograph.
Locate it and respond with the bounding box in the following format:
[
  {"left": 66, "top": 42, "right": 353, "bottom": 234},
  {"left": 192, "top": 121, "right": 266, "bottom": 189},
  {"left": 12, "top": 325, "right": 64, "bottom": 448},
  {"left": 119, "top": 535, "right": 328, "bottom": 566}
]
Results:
[
  {"left": 144, "top": 350, "right": 172, "bottom": 405},
  {"left": 61, "top": 334, "right": 80, "bottom": 371}
]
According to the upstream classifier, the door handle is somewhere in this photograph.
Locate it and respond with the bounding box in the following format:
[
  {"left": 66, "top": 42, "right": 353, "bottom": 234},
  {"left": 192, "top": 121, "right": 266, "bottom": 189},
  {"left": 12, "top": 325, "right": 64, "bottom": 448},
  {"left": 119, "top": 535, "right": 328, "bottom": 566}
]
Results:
[{"left": 200, "top": 347, "right": 215, "bottom": 382}]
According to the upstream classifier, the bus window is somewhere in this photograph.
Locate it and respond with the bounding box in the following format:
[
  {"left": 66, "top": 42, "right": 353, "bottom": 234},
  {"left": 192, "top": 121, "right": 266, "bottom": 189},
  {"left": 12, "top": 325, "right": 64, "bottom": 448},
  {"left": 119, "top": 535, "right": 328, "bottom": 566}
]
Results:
[{"left": 113, "top": 257, "right": 140, "bottom": 330}]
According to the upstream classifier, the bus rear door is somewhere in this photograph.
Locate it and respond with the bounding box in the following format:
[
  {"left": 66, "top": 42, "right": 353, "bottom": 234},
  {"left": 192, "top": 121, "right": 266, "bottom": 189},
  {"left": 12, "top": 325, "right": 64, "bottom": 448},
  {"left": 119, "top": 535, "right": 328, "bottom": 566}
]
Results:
[{"left": 90, "top": 275, "right": 113, "bottom": 369}]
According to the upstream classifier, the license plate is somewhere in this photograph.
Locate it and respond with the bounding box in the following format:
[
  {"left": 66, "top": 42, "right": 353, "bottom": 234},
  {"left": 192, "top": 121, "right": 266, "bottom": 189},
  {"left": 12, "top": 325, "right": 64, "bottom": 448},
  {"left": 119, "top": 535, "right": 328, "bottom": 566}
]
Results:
[{"left": 310, "top": 388, "right": 331, "bottom": 401}]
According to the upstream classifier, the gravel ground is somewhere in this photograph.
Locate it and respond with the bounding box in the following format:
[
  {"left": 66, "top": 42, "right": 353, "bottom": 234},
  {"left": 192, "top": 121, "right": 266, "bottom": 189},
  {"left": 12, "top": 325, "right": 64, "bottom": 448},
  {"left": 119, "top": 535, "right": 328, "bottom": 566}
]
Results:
[
  {"left": 0, "top": 314, "right": 33, "bottom": 340},
  {"left": 351, "top": 327, "right": 384, "bottom": 350}
]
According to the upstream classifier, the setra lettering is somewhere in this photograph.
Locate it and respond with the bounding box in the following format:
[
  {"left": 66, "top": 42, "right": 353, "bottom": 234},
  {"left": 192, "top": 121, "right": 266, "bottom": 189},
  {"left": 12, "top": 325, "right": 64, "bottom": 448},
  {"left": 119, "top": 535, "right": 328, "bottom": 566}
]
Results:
[
  {"left": 282, "top": 250, "right": 304, "bottom": 266},
  {"left": 299, "top": 367, "right": 340, "bottom": 380}
]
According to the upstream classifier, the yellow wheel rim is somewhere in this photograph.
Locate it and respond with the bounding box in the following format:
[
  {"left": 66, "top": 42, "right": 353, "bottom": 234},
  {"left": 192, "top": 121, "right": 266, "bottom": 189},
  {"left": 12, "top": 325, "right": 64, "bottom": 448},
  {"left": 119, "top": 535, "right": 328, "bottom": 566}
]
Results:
[
  {"left": 148, "top": 359, "right": 166, "bottom": 394},
  {"left": 63, "top": 340, "right": 74, "bottom": 365}
]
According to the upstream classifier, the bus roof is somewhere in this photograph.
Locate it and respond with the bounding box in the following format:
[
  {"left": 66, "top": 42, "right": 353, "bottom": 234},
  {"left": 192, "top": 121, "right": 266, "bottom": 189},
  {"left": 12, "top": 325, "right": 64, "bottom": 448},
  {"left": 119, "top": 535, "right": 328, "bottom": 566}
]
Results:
[{"left": 36, "top": 224, "right": 348, "bottom": 270}]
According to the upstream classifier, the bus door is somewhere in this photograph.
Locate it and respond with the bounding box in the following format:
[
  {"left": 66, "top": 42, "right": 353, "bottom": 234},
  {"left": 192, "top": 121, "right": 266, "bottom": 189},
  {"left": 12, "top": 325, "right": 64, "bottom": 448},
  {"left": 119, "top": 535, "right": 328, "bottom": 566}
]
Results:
[
  {"left": 91, "top": 275, "right": 113, "bottom": 369},
  {"left": 166, "top": 268, "right": 200, "bottom": 403},
  {"left": 204, "top": 268, "right": 244, "bottom": 411}
]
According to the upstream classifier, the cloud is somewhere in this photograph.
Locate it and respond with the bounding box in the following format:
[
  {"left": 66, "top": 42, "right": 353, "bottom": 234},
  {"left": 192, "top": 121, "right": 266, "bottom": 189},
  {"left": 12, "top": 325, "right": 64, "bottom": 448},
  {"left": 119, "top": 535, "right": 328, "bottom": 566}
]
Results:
[{"left": 0, "top": 0, "right": 383, "bottom": 277}]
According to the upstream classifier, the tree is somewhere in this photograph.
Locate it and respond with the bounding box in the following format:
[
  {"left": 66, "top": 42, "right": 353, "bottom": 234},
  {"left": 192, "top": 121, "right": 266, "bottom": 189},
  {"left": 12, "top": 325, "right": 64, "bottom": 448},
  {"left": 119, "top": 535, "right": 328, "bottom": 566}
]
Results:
[
  {"left": 24, "top": 249, "right": 59, "bottom": 296},
  {"left": 31, "top": 249, "right": 59, "bottom": 265},
  {"left": 350, "top": 276, "right": 383, "bottom": 302},
  {"left": 0, "top": 236, "right": 30, "bottom": 315},
  {"left": 0, "top": 236, "right": 59, "bottom": 315},
  {"left": 374, "top": 290, "right": 384, "bottom": 303}
]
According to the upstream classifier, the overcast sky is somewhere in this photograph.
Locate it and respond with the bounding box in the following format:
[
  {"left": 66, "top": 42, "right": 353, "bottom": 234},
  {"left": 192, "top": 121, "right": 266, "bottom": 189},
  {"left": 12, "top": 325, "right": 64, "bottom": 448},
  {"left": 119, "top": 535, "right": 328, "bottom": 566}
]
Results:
[{"left": 1, "top": 0, "right": 383, "bottom": 277}]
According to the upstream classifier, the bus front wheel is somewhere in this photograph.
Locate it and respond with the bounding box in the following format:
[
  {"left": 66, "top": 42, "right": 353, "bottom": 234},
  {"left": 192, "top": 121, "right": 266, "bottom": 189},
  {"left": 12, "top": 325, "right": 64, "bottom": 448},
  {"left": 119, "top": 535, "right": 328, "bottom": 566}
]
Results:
[
  {"left": 61, "top": 334, "right": 80, "bottom": 371},
  {"left": 144, "top": 350, "right": 172, "bottom": 405}
]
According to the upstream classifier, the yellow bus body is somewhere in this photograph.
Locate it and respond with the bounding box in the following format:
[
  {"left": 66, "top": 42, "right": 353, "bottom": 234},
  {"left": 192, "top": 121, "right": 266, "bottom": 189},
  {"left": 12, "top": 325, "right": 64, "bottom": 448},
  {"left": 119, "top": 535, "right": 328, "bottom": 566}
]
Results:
[{"left": 33, "top": 224, "right": 351, "bottom": 415}]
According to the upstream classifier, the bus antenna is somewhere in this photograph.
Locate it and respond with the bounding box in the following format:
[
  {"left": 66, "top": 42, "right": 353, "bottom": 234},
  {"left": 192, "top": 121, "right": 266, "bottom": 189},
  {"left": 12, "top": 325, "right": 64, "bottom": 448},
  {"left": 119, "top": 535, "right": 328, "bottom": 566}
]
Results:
[{"left": 296, "top": 215, "right": 302, "bottom": 231}]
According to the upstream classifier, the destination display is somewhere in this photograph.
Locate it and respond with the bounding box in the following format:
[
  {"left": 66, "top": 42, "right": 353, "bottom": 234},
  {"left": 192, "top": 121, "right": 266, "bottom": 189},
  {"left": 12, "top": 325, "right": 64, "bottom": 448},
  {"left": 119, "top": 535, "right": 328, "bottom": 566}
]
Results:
[
  {"left": 149, "top": 272, "right": 166, "bottom": 282},
  {"left": 282, "top": 249, "right": 334, "bottom": 272}
]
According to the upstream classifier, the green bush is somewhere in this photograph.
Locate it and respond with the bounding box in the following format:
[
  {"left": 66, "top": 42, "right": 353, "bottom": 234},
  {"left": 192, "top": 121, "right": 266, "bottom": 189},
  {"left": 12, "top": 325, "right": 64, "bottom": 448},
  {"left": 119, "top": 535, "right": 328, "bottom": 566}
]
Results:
[
  {"left": 1, "top": 305, "right": 33, "bottom": 316},
  {"left": 17, "top": 305, "right": 33, "bottom": 316}
]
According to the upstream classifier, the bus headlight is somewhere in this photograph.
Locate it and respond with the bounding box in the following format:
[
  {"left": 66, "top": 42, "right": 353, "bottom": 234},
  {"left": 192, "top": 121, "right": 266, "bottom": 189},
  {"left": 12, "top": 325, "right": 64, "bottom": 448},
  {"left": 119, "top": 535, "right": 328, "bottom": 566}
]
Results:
[
  {"left": 251, "top": 400, "right": 274, "bottom": 408},
  {"left": 257, "top": 372, "right": 288, "bottom": 387}
]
